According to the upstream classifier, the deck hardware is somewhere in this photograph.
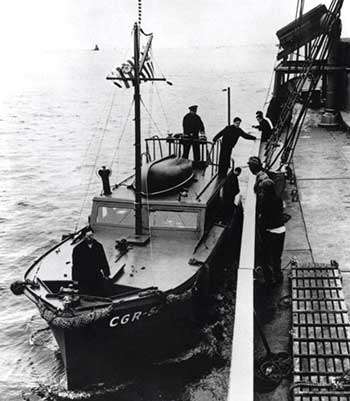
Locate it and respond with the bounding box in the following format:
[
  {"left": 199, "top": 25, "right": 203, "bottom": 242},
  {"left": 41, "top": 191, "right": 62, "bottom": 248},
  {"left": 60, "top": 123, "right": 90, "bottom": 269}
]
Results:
[{"left": 291, "top": 188, "right": 299, "bottom": 202}]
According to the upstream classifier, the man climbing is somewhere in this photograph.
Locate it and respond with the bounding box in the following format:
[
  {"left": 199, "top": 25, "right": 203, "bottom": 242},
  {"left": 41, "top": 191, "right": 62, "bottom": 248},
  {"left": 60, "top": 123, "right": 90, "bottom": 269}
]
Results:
[
  {"left": 213, "top": 117, "right": 256, "bottom": 177},
  {"left": 252, "top": 111, "right": 273, "bottom": 142}
]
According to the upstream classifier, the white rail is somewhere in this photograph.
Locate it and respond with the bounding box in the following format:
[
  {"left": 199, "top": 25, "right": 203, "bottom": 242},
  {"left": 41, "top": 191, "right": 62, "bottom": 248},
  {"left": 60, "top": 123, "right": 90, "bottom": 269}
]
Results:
[{"left": 227, "top": 138, "right": 261, "bottom": 401}]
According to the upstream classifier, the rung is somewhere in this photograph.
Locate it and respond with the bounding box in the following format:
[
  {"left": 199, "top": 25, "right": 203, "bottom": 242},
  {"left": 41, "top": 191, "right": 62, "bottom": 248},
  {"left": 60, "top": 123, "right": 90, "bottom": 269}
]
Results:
[
  {"left": 294, "top": 371, "right": 349, "bottom": 375},
  {"left": 292, "top": 266, "right": 339, "bottom": 271},
  {"left": 293, "top": 297, "right": 344, "bottom": 301},
  {"left": 292, "top": 286, "right": 343, "bottom": 290},
  {"left": 292, "top": 391, "right": 350, "bottom": 396},
  {"left": 293, "top": 309, "right": 348, "bottom": 313},
  {"left": 293, "top": 337, "right": 350, "bottom": 342},
  {"left": 292, "top": 261, "right": 350, "bottom": 400},
  {"left": 294, "top": 353, "right": 350, "bottom": 358},
  {"left": 293, "top": 322, "right": 350, "bottom": 327}
]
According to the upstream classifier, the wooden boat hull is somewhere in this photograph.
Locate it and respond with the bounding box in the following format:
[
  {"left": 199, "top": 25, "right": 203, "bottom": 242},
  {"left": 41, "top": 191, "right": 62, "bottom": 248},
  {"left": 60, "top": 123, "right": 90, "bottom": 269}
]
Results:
[
  {"left": 49, "top": 282, "right": 200, "bottom": 388},
  {"left": 24, "top": 201, "right": 243, "bottom": 389}
]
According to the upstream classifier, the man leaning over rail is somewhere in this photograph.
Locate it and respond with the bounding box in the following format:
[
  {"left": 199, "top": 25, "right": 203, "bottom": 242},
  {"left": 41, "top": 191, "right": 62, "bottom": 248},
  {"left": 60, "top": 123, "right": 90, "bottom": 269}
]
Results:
[{"left": 213, "top": 117, "right": 256, "bottom": 178}]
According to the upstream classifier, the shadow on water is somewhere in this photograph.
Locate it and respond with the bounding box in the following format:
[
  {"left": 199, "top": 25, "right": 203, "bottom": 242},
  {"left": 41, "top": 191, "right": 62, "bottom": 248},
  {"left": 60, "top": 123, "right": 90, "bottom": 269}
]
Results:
[{"left": 21, "top": 266, "right": 237, "bottom": 401}]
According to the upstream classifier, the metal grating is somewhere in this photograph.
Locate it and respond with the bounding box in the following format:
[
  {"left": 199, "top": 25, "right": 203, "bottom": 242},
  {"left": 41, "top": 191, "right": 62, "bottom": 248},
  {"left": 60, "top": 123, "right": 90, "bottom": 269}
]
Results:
[{"left": 291, "top": 262, "right": 350, "bottom": 400}]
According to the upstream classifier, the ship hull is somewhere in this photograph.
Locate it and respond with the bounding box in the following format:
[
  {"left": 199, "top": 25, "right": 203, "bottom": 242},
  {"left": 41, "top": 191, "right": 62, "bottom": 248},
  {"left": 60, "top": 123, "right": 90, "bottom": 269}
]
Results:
[
  {"left": 40, "top": 204, "right": 242, "bottom": 389},
  {"left": 51, "top": 287, "right": 201, "bottom": 388}
]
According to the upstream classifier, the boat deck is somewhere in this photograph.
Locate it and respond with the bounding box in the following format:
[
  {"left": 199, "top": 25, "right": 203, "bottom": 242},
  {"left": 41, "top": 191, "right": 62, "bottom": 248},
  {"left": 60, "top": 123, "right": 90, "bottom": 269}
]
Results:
[
  {"left": 105, "top": 165, "right": 226, "bottom": 207},
  {"left": 254, "top": 109, "right": 350, "bottom": 400}
]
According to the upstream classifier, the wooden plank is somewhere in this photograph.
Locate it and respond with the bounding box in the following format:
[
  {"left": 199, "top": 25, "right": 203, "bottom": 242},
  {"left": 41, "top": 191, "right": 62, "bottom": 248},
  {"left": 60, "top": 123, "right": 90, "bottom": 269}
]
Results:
[
  {"left": 227, "top": 136, "right": 260, "bottom": 401},
  {"left": 227, "top": 269, "right": 254, "bottom": 400}
]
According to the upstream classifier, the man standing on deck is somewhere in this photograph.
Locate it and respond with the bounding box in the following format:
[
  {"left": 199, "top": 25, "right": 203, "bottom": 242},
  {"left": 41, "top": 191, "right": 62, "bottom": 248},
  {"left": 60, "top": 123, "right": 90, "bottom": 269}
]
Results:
[
  {"left": 247, "top": 156, "right": 270, "bottom": 280},
  {"left": 213, "top": 117, "right": 256, "bottom": 177},
  {"left": 182, "top": 105, "right": 205, "bottom": 164},
  {"left": 252, "top": 111, "right": 272, "bottom": 142},
  {"left": 72, "top": 229, "right": 111, "bottom": 296},
  {"left": 247, "top": 156, "right": 269, "bottom": 194}
]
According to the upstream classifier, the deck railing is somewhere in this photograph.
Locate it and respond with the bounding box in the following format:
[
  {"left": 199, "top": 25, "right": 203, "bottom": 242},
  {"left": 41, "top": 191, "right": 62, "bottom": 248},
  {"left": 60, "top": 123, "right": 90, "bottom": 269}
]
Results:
[{"left": 144, "top": 134, "right": 222, "bottom": 177}]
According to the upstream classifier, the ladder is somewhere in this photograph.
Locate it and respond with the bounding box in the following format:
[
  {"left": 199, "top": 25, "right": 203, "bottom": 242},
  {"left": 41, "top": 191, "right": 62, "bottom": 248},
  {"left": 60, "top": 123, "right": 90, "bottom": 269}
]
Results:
[
  {"left": 291, "top": 261, "right": 350, "bottom": 400},
  {"left": 264, "top": 0, "right": 344, "bottom": 170}
]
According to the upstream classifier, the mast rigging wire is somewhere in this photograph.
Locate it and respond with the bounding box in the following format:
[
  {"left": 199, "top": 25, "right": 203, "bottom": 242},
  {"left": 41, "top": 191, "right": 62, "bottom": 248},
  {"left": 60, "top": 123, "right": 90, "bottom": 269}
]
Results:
[
  {"left": 140, "top": 98, "right": 164, "bottom": 137},
  {"left": 74, "top": 89, "right": 117, "bottom": 231},
  {"left": 74, "top": 29, "right": 135, "bottom": 231},
  {"left": 110, "top": 99, "right": 135, "bottom": 170},
  {"left": 265, "top": 0, "right": 343, "bottom": 168},
  {"left": 154, "top": 83, "right": 171, "bottom": 133}
]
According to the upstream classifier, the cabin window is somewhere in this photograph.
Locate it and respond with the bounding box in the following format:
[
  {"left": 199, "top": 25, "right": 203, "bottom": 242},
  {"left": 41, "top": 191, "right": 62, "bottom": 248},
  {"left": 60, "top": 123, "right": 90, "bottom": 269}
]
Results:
[
  {"left": 149, "top": 211, "right": 197, "bottom": 229},
  {"left": 96, "top": 206, "right": 134, "bottom": 226}
]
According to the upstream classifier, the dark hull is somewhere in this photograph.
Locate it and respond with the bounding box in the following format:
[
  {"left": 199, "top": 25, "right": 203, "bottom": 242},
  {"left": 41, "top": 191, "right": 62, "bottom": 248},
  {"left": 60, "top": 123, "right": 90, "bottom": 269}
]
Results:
[
  {"left": 51, "top": 288, "right": 201, "bottom": 389},
  {"left": 22, "top": 182, "right": 243, "bottom": 389}
]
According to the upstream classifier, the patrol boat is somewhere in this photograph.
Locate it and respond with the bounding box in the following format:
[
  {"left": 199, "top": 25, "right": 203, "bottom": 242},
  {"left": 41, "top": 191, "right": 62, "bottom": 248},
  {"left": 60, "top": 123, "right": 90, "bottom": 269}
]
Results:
[{"left": 11, "top": 21, "right": 243, "bottom": 389}]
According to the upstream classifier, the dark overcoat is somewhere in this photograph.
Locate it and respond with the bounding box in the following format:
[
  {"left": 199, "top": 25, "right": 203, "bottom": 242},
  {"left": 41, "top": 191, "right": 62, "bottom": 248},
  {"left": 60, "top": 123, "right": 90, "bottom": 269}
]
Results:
[
  {"left": 183, "top": 112, "right": 205, "bottom": 138},
  {"left": 213, "top": 125, "right": 256, "bottom": 175},
  {"left": 72, "top": 239, "right": 110, "bottom": 283}
]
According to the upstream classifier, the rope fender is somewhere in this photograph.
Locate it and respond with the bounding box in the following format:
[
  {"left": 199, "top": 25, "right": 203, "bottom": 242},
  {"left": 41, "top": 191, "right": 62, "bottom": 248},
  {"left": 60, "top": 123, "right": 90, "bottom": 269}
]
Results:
[{"left": 38, "top": 302, "right": 115, "bottom": 329}]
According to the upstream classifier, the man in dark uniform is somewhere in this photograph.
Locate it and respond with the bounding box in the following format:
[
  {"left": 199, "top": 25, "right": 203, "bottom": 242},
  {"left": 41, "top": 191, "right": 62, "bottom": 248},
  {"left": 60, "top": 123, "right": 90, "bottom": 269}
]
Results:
[
  {"left": 72, "top": 229, "right": 111, "bottom": 296},
  {"left": 247, "top": 155, "right": 270, "bottom": 194},
  {"left": 213, "top": 117, "right": 256, "bottom": 177},
  {"left": 182, "top": 105, "right": 205, "bottom": 162},
  {"left": 252, "top": 111, "right": 272, "bottom": 142}
]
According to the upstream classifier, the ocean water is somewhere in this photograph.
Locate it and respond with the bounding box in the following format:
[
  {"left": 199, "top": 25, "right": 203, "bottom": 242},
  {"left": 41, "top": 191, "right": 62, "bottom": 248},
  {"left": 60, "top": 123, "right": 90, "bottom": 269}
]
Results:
[{"left": 0, "top": 44, "right": 275, "bottom": 400}]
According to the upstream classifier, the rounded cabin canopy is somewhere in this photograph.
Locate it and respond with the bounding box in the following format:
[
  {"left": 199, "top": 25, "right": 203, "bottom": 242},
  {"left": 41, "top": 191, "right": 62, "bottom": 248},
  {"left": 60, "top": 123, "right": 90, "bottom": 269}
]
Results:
[{"left": 140, "top": 155, "right": 194, "bottom": 196}]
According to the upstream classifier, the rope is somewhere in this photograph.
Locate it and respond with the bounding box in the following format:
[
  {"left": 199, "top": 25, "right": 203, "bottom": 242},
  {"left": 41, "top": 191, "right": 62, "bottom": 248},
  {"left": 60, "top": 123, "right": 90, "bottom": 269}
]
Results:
[
  {"left": 147, "top": 83, "right": 154, "bottom": 137},
  {"left": 289, "top": 372, "right": 350, "bottom": 400},
  {"left": 73, "top": 90, "right": 116, "bottom": 232},
  {"left": 75, "top": 88, "right": 117, "bottom": 231},
  {"left": 265, "top": 1, "right": 342, "bottom": 168},
  {"left": 289, "top": 161, "right": 315, "bottom": 264},
  {"left": 263, "top": 58, "right": 279, "bottom": 110},
  {"left": 73, "top": 28, "right": 135, "bottom": 231},
  {"left": 154, "top": 83, "right": 171, "bottom": 134},
  {"left": 109, "top": 99, "right": 135, "bottom": 171},
  {"left": 255, "top": 351, "right": 292, "bottom": 393},
  {"left": 73, "top": 24, "right": 136, "bottom": 230},
  {"left": 140, "top": 98, "right": 164, "bottom": 137}
]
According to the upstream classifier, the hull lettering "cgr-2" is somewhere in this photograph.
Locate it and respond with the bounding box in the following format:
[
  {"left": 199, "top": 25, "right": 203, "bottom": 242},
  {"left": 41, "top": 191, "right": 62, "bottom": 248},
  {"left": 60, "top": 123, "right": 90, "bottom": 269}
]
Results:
[{"left": 109, "top": 307, "right": 160, "bottom": 327}]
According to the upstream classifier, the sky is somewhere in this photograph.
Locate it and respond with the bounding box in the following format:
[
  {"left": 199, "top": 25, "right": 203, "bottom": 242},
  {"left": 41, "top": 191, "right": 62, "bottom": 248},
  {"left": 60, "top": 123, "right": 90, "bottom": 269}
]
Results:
[{"left": 0, "top": 0, "right": 349, "bottom": 51}]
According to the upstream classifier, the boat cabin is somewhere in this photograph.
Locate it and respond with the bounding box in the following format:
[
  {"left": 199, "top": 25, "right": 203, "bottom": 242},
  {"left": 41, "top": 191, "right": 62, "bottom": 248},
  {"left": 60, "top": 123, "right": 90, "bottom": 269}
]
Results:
[
  {"left": 90, "top": 134, "right": 239, "bottom": 240},
  {"left": 23, "top": 135, "right": 240, "bottom": 302}
]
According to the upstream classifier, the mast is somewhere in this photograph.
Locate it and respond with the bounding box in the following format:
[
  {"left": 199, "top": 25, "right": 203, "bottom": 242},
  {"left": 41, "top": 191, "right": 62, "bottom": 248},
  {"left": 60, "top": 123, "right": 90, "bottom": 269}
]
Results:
[
  {"left": 133, "top": 22, "right": 142, "bottom": 236},
  {"left": 106, "top": 16, "right": 167, "bottom": 237}
]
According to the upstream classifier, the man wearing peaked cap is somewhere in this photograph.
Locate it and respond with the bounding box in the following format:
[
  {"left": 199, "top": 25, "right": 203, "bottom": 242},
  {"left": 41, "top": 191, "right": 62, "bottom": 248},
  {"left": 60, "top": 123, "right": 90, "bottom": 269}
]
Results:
[
  {"left": 247, "top": 156, "right": 269, "bottom": 194},
  {"left": 182, "top": 105, "right": 205, "bottom": 163}
]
